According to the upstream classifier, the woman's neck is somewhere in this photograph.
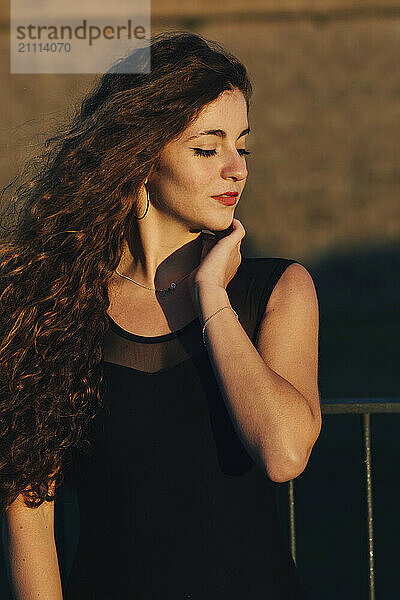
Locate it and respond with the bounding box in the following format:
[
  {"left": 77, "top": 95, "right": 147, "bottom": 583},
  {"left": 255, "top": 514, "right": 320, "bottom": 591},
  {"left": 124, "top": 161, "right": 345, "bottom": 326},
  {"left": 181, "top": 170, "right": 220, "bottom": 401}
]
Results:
[{"left": 116, "top": 231, "right": 204, "bottom": 290}]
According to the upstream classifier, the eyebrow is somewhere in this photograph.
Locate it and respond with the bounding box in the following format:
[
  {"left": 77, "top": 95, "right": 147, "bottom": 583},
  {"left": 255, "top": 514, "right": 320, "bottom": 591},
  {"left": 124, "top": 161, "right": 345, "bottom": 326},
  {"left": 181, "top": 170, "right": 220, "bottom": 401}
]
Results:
[{"left": 186, "top": 126, "right": 250, "bottom": 141}]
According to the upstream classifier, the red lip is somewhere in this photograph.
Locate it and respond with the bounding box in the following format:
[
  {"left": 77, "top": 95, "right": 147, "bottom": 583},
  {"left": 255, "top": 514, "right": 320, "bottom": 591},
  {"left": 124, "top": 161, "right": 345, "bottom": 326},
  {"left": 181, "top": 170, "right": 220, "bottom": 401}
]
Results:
[{"left": 212, "top": 195, "right": 238, "bottom": 206}]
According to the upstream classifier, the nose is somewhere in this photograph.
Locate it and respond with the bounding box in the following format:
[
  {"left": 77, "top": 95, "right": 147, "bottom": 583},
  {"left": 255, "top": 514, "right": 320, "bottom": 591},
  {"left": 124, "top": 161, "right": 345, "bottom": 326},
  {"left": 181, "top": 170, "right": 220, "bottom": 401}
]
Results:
[{"left": 220, "top": 148, "right": 248, "bottom": 182}]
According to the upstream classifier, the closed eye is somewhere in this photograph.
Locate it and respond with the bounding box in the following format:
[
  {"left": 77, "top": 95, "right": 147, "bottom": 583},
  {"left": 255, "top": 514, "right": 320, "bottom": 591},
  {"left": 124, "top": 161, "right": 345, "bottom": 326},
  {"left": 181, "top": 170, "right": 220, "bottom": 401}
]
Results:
[{"left": 191, "top": 148, "right": 251, "bottom": 158}]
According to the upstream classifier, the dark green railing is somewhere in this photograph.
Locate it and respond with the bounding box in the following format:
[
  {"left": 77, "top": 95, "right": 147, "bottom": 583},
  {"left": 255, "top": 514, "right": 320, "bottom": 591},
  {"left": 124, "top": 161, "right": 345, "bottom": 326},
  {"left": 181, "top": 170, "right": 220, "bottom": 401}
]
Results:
[{"left": 287, "top": 397, "right": 400, "bottom": 600}]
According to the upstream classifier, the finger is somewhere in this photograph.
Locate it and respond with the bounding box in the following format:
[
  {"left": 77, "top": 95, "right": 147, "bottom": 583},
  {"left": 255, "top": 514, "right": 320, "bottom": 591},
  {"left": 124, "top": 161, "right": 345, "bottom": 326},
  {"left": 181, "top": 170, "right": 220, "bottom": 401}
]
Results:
[
  {"left": 232, "top": 218, "right": 244, "bottom": 233},
  {"left": 231, "top": 218, "right": 246, "bottom": 240}
]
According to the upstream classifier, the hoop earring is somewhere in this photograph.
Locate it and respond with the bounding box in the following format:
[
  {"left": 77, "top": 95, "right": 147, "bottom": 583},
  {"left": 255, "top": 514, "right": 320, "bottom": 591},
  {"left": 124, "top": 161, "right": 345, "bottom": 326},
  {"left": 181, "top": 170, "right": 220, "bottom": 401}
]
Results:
[{"left": 136, "top": 181, "right": 150, "bottom": 220}]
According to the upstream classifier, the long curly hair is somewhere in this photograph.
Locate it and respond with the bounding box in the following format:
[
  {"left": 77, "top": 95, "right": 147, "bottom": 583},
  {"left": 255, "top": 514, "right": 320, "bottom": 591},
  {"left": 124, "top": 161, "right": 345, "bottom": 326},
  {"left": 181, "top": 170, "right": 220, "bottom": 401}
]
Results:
[{"left": 0, "top": 30, "right": 252, "bottom": 514}]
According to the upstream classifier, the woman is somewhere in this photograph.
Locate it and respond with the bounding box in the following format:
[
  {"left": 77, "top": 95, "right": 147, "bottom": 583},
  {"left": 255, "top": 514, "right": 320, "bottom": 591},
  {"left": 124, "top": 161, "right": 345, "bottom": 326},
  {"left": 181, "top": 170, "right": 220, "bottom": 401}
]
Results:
[{"left": 1, "top": 31, "right": 321, "bottom": 599}]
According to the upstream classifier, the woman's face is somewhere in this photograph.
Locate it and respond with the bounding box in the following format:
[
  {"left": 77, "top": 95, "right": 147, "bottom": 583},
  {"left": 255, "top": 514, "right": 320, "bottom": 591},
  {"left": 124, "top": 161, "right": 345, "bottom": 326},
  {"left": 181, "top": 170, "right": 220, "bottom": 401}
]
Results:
[{"left": 148, "top": 87, "right": 249, "bottom": 232}]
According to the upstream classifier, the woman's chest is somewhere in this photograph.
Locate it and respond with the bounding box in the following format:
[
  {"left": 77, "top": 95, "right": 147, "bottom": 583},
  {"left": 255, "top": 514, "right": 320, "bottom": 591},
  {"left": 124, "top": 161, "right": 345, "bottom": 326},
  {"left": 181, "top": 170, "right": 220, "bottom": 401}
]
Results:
[{"left": 107, "top": 275, "right": 198, "bottom": 336}]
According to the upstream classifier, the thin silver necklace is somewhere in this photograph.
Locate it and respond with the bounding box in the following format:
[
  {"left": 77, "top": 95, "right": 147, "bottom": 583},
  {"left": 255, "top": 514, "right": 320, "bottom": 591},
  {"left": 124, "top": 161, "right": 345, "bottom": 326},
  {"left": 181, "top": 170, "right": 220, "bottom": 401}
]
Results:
[{"left": 114, "top": 268, "right": 193, "bottom": 293}]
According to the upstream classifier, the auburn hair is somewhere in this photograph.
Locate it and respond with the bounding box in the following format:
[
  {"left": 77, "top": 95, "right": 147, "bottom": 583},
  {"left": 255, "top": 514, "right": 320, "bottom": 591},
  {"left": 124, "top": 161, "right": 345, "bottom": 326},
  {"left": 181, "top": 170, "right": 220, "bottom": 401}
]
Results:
[{"left": 0, "top": 30, "right": 252, "bottom": 514}]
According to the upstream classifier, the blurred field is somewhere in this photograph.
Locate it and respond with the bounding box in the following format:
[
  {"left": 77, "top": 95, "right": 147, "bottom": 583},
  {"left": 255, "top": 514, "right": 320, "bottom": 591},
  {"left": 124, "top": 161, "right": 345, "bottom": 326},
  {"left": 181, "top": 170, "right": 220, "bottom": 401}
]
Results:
[{"left": 0, "top": 2, "right": 399, "bottom": 599}]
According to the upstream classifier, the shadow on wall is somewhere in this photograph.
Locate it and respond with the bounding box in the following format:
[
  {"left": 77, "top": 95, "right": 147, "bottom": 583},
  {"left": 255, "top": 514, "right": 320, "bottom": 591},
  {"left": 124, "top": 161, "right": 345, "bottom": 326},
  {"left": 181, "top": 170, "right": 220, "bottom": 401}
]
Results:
[
  {"left": 276, "top": 241, "right": 400, "bottom": 600},
  {"left": 311, "top": 242, "right": 399, "bottom": 399}
]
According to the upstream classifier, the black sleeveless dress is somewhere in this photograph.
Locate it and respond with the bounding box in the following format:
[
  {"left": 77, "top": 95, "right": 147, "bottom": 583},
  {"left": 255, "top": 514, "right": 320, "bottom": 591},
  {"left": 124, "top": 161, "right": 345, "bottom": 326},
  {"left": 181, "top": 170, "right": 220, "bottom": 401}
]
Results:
[{"left": 63, "top": 256, "right": 308, "bottom": 599}]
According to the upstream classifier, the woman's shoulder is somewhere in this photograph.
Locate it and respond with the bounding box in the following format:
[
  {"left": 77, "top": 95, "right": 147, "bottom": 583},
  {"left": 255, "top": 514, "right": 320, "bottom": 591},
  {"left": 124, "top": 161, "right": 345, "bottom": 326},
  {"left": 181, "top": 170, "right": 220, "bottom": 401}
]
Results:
[
  {"left": 228, "top": 255, "right": 304, "bottom": 305},
  {"left": 238, "top": 255, "right": 304, "bottom": 279}
]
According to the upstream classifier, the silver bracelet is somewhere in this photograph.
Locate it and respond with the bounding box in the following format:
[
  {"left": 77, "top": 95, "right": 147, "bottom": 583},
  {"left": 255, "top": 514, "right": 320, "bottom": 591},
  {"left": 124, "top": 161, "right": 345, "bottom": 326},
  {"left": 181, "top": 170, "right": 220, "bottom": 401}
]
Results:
[{"left": 201, "top": 306, "right": 239, "bottom": 346}]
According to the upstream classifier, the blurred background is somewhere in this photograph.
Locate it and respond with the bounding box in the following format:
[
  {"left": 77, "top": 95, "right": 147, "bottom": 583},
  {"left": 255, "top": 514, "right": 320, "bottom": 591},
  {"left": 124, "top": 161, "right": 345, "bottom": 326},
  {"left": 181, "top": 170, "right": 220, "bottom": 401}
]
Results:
[{"left": 0, "top": 1, "right": 399, "bottom": 598}]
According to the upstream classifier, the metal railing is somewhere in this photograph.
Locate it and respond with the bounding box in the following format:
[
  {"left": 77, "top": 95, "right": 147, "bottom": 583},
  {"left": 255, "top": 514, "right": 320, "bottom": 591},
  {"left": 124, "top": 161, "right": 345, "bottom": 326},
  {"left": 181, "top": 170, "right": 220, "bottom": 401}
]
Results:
[{"left": 287, "top": 397, "right": 400, "bottom": 600}]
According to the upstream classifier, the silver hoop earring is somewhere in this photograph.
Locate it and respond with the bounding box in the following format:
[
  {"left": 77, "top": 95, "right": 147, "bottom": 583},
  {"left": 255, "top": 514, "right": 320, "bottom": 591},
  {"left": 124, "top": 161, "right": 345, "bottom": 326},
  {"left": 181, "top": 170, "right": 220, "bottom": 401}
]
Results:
[{"left": 136, "top": 181, "right": 150, "bottom": 220}]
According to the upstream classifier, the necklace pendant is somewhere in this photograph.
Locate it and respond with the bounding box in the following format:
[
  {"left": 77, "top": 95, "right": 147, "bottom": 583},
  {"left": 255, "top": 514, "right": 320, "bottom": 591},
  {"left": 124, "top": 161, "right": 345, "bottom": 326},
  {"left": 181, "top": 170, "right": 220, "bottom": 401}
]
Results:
[{"left": 169, "top": 282, "right": 176, "bottom": 290}]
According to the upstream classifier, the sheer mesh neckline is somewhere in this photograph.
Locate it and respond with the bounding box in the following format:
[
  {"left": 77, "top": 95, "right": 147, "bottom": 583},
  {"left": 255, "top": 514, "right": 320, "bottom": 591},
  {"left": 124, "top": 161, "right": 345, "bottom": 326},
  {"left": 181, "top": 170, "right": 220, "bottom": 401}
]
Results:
[{"left": 107, "top": 312, "right": 200, "bottom": 343}]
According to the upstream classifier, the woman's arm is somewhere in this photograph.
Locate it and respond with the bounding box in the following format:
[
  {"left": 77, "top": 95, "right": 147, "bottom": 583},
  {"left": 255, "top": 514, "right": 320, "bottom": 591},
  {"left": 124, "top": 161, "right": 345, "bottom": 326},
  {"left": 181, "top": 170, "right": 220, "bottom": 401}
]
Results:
[
  {"left": 2, "top": 488, "right": 63, "bottom": 600},
  {"left": 195, "top": 263, "right": 321, "bottom": 483}
]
